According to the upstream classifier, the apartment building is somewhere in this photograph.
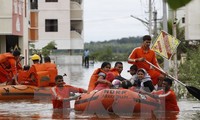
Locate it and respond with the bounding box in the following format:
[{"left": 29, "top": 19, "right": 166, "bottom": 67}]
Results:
[
  {"left": 0, "top": 0, "right": 84, "bottom": 65},
  {"left": 29, "top": 0, "right": 83, "bottom": 64},
  {"left": 0, "top": 0, "right": 29, "bottom": 64}
]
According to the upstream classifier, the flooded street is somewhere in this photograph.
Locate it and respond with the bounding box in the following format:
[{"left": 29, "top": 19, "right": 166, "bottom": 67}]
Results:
[{"left": 0, "top": 62, "right": 200, "bottom": 119}]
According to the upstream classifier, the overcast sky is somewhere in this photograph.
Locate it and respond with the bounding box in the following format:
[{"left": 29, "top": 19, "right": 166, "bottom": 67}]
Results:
[{"left": 84, "top": 0, "right": 163, "bottom": 43}]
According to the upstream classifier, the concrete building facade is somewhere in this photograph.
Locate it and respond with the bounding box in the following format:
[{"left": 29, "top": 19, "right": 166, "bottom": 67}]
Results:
[
  {"left": 0, "top": 0, "right": 84, "bottom": 65},
  {"left": 0, "top": 0, "right": 29, "bottom": 65},
  {"left": 29, "top": 0, "right": 84, "bottom": 64}
]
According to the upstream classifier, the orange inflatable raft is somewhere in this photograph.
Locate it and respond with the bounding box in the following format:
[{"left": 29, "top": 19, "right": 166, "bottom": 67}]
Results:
[
  {"left": 0, "top": 85, "right": 51, "bottom": 100},
  {"left": 75, "top": 89, "right": 159, "bottom": 113}
]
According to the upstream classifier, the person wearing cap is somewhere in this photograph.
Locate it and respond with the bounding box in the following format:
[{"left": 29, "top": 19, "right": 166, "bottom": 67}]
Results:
[
  {"left": 31, "top": 54, "right": 40, "bottom": 64},
  {"left": 24, "top": 54, "right": 41, "bottom": 86},
  {"left": 127, "top": 64, "right": 138, "bottom": 85},
  {"left": 128, "top": 35, "right": 165, "bottom": 88},
  {"left": 0, "top": 50, "right": 21, "bottom": 84}
]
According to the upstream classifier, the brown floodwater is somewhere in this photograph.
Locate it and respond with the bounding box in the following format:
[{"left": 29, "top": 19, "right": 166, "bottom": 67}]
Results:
[{"left": 0, "top": 62, "right": 199, "bottom": 119}]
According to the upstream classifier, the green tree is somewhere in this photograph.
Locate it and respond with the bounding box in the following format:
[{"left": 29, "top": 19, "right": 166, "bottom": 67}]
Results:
[
  {"left": 167, "top": 0, "right": 193, "bottom": 10},
  {"left": 42, "top": 41, "right": 57, "bottom": 57},
  {"left": 178, "top": 44, "right": 200, "bottom": 87}
]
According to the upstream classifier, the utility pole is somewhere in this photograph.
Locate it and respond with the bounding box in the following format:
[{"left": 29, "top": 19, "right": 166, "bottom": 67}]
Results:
[
  {"left": 149, "top": 0, "right": 152, "bottom": 36},
  {"left": 163, "top": 0, "right": 169, "bottom": 72},
  {"left": 130, "top": 0, "right": 153, "bottom": 36},
  {"left": 153, "top": 9, "right": 157, "bottom": 39},
  {"left": 173, "top": 10, "right": 178, "bottom": 79}
]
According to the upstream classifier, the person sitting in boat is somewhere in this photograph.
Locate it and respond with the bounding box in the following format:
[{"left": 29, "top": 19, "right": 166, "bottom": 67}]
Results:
[
  {"left": 17, "top": 65, "right": 31, "bottom": 85},
  {"left": 94, "top": 72, "right": 115, "bottom": 91},
  {"left": 110, "top": 61, "right": 123, "bottom": 78},
  {"left": 151, "top": 78, "right": 180, "bottom": 111},
  {"left": 127, "top": 64, "right": 138, "bottom": 85},
  {"left": 0, "top": 50, "right": 21, "bottom": 85},
  {"left": 135, "top": 68, "right": 155, "bottom": 92},
  {"left": 87, "top": 62, "right": 111, "bottom": 92},
  {"left": 24, "top": 54, "right": 41, "bottom": 86},
  {"left": 31, "top": 54, "right": 40, "bottom": 65},
  {"left": 51, "top": 75, "right": 87, "bottom": 109},
  {"left": 43, "top": 56, "right": 58, "bottom": 86},
  {"left": 121, "top": 80, "right": 133, "bottom": 89}
]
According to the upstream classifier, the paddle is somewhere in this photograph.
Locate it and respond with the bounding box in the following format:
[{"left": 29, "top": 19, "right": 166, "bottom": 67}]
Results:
[{"left": 145, "top": 60, "right": 200, "bottom": 100}]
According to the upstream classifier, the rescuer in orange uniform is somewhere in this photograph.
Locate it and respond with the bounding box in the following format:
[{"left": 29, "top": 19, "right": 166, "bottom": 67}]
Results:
[
  {"left": 51, "top": 75, "right": 87, "bottom": 109},
  {"left": 0, "top": 50, "right": 21, "bottom": 85},
  {"left": 128, "top": 35, "right": 165, "bottom": 87}
]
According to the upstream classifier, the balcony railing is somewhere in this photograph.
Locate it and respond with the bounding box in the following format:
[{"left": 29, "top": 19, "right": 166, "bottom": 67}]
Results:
[{"left": 70, "top": 1, "right": 83, "bottom": 20}]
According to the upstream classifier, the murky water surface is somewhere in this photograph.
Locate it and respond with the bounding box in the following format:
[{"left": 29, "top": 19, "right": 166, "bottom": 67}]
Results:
[{"left": 0, "top": 62, "right": 199, "bottom": 119}]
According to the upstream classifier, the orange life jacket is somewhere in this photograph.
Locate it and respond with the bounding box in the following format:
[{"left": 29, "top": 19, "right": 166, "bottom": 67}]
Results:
[
  {"left": 0, "top": 53, "right": 15, "bottom": 83},
  {"left": 110, "top": 68, "right": 120, "bottom": 78},
  {"left": 87, "top": 68, "right": 106, "bottom": 92},
  {"left": 43, "top": 62, "right": 58, "bottom": 86},
  {"left": 28, "top": 64, "right": 50, "bottom": 87}
]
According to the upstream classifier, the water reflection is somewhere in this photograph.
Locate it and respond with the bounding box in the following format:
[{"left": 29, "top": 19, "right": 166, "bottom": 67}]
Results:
[{"left": 0, "top": 62, "right": 199, "bottom": 119}]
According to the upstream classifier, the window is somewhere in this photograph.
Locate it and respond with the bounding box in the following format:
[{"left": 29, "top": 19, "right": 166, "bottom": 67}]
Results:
[
  {"left": 30, "top": 0, "right": 38, "bottom": 9},
  {"left": 182, "top": 17, "right": 185, "bottom": 24},
  {"left": 45, "top": 19, "right": 58, "bottom": 32},
  {"left": 46, "top": 0, "right": 58, "bottom": 2}
]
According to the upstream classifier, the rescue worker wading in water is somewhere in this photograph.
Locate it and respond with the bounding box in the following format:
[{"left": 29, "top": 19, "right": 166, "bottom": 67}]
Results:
[{"left": 51, "top": 75, "right": 87, "bottom": 109}]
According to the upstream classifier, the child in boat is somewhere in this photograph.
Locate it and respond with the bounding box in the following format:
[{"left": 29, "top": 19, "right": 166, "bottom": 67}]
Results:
[
  {"left": 121, "top": 80, "right": 132, "bottom": 89},
  {"left": 135, "top": 68, "right": 155, "bottom": 92},
  {"left": 87, "top": 62, "right": 112, "bottom": 92},
  {"left": 51, "top": 75, "right": 87, "bottom": 109},
  {"left": 127, "top": 64, "right": 138, "bottom": 85}
]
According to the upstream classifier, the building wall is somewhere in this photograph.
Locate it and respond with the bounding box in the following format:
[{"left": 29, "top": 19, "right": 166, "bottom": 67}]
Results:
[
  {"left": 33, "top": 0, "right": 71, "bottom": 49},
  {"left": 0, "top": 0, "right": 12, "bottom": 34},
  {"left": 185, "top": 0, "right": 200, "bottom": 40},
  {"left": 38, "top": 11, "right": 70, "bottom": 40}
]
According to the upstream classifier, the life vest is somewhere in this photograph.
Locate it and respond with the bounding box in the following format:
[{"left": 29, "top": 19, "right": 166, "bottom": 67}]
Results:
[
  {"left": 28, "top": 64, "right": 50, "bottom": 87},
  {"left": 0, "top": 53, "right": 15, "bottom": 83},
  {"left": 43, "top": 62, "right": 58, "bottom": 86},
  {"left": 18, "top": 70, "right": 29, "bottom": 84},
  {"left": 110, "top": 68, "right": 120, "bottom": 78},
  {"left": 87, "top": 68, "right": 106, "bottom": 92}
]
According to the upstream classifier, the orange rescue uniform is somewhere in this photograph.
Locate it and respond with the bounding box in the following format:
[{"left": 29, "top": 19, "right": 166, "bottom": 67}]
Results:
[
  {"left": 110, "top": 68, "right": 120, "bottom": 78},
  {"left": 128, "top": 46, "right": 161, "bottom": 85},
  {"left": 51, "top": 85, "right": 85, "bottom": 109},
  {"left": 0, "top": 53, "right": 17, "bottom": 83},
  {"left": 152, "top": 89, "right": 179, "bottom": 111}
]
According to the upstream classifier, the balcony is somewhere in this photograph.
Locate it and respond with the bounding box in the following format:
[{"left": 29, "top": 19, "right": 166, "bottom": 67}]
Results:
[
  {"left": 70, "top": 1, "right": 83, "bottom": 20},
  {"left": 70, "top": 30, "right": 82, "bottom": 40}
]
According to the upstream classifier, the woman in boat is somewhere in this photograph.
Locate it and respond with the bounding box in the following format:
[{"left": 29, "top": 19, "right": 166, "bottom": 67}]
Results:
[
  {"left": 94, "top": 71, "right": 115, "bottom": 91},
  {"left": 51, "top": 75, "right": 87, "bottom": 109},
  {"left": 135, "top": 68, "right": 155, "bottom": 92},
  {"left": 87, "top": 62, "right": 111, "bottom": 92}
]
